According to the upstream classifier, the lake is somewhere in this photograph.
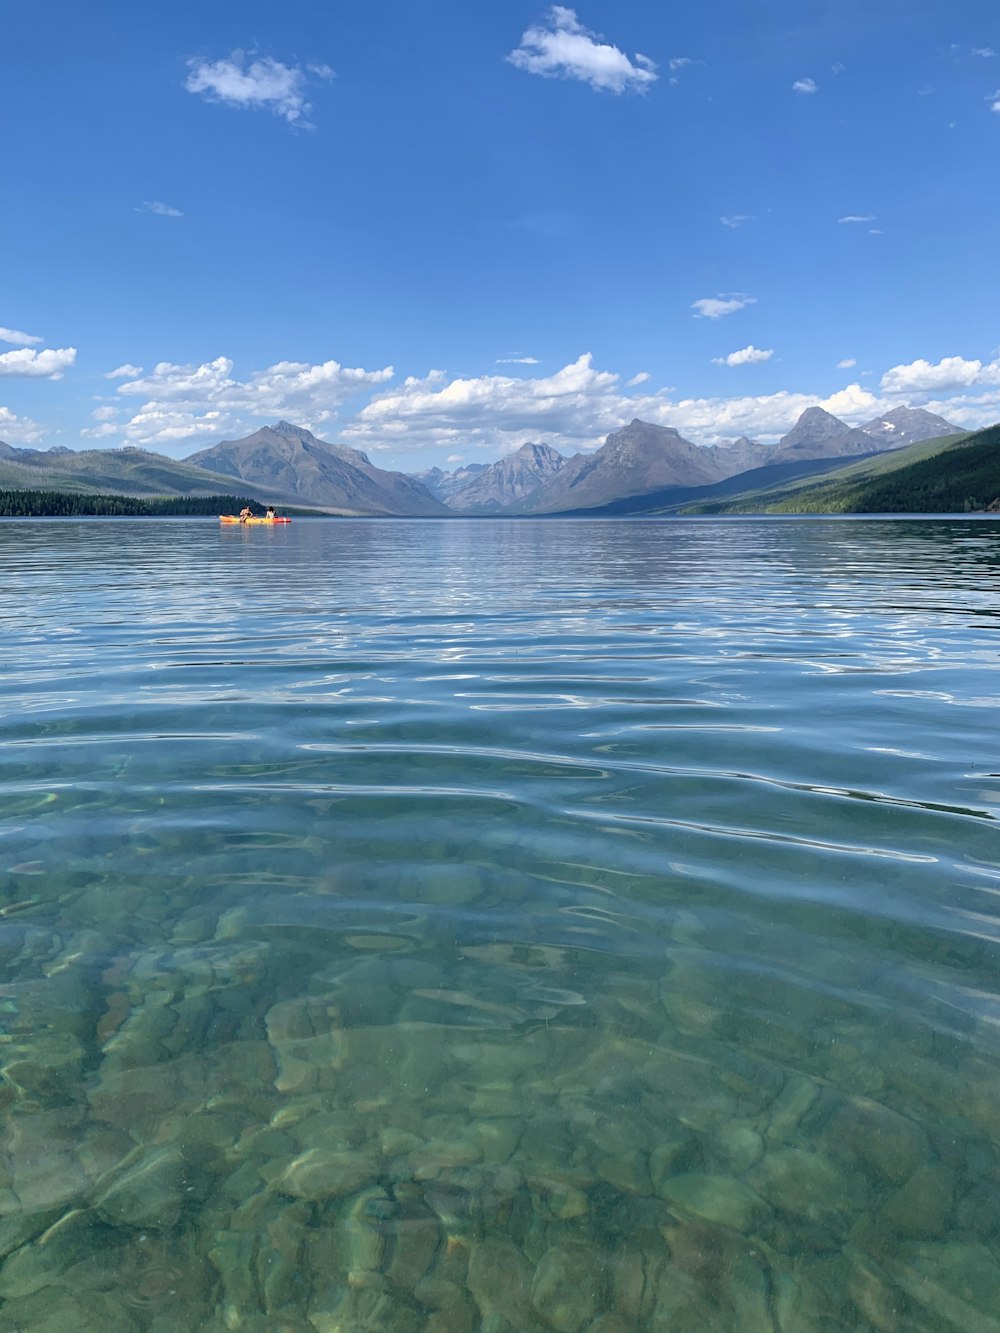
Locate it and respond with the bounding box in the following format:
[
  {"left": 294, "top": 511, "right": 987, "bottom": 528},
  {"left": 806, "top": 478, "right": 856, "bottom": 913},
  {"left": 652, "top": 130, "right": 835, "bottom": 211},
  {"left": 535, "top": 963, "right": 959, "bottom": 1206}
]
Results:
[{"left": 1, "top": 515, "right": 999, "bottom": 1333}]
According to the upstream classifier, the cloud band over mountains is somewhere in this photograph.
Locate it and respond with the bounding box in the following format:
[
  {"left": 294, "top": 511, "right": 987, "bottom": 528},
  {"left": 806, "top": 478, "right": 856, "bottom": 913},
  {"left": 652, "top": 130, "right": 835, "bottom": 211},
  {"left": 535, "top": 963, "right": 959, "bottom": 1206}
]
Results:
[{"left": 52, "top": 348, "right": 998, "bottom": 458}]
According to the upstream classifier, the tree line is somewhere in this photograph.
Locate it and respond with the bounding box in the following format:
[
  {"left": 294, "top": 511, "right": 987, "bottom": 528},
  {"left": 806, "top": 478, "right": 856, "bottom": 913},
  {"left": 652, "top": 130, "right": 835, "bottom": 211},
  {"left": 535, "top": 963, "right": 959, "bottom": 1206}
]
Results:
[{"left": 0, "top": 491, "right": 263, "bottom": 517}]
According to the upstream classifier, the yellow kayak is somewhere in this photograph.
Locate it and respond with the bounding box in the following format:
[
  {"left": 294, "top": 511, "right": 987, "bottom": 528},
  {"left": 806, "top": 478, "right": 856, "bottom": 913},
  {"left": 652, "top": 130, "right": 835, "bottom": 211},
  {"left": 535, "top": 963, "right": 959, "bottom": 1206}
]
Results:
[{"left": 219, "top": 515, "right": 291, "bottom": 525}]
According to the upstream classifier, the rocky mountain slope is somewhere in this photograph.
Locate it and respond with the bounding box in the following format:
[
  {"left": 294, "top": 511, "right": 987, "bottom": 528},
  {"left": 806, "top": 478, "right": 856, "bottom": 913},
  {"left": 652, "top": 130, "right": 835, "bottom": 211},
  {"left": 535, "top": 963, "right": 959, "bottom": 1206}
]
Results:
[
  {"left": 442, "top": 442, "right": 567, "bottom": 513},
  {"left": 416, "top": 462, "right": 489, "bottom": 503},
  {"left": 0, "top": 403, "right": 965, "bottom": 516},
  {"left": 514, "top": 407, "right": 920, "bottom": 515},
  {"left": 515, "top": 421, "right": 732, "bottom": 515},
  {"left": 769, "top": 407, "right": 883, "bottom": 465},
  {"left": 186, "top": 421, "right": 447, "bottom": 516},
  {"left": 424, "top": 407, "right": 951, "bottom": 517},
  {"left": 860, "top": 406, "right": 960, "bottom": 449}
]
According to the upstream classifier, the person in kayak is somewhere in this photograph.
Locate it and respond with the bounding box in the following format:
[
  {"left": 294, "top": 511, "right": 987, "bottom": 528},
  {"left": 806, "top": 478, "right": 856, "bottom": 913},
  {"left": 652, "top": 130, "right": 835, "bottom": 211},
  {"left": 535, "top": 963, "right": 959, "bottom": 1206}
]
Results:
[
  {"left": 265, "top": 506, "right": 276, "bottom": 519},
  {"left": 239, "top": 506, "right": 253, "bottom": 523}
]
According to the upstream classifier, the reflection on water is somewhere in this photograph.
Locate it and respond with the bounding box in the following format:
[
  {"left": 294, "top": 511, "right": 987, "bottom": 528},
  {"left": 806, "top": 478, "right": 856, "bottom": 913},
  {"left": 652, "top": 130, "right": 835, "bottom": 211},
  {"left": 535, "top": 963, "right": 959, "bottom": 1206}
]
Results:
[{"left": 0, "top": 516, "right": 999, "bottom": 1332}]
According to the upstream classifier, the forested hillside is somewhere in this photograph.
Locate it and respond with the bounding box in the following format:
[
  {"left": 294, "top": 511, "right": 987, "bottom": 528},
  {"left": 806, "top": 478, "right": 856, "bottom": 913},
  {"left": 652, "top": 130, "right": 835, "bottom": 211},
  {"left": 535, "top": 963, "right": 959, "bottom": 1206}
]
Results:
[
  {"left": 0, "top": 491, "right": 261, "bottom": 517},
  {"left": 682, "top": 427, "right": 1000, "bottom": 515}
]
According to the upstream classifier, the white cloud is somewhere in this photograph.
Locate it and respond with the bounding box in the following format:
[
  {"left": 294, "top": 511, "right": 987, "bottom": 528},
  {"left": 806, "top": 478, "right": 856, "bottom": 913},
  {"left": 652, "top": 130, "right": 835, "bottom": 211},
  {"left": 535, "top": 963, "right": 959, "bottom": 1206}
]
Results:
[
  {"left": 972, "top": 47, "right": 995, "bottom": 58},
  {"left": 185, "top": 51, "right": 332, "bottom": 125},
  {"left": 74, "top": 345, "right": 1000, "bottom": 465},
  {"left": 655, "top": 384, "right": 880, "bottom": 441},
  {"left": 246, "top": 344, "right": 1000, "bottom": 461},
  {"left": 720, "top": 214, "right": 754, "bottom": 228},
  {"left": 692, "top": 294, "right": 756, "bottom": 319},
  {"left": 917, "top": 389, "right": 1000, "bottom": 429},
  {"left": 0, "top": 405, "right": 43, "bottom": 444},
  {"left": 0, "top": 347, "right": 76, "bottom": 379},
  {"left": 341, "top": 353, "right": 893, "bottom": 457},
  {"left": 111, "top": 354, "right": 394, "bottom": 448},
  {"left": 831, "top": 61, "right": 846, "bottom": 74},
  {"left": 839, "top": 214, "right": 876, "bottom": 224},
  {"left": 666, "top": 56, "right": 702, "bottom": 83},
  {"left": 793, "top": 77, "right": 817, "bottom": 94},
  {"left": 346, "top": 353, "right": 622, "bottom": 453},
  {"left": 136, "top": 201, "right": 184, "bottom": 218},
  {"left": 880, "top": 354, "right": 998, "bottom": 395},
  {"left": 118, "top": 356, "right": 393, "bottom": 404},
  {"left": 507, "top": 7, "right": 658, "bottom": 94},
  {"left": 0, "top": 326, "right": 43, "bottom": 347},
  {"left": 712, "top": 345, "right": 774, "bottom": 367},
  {"left": 106, "top": 364, "right": 144, "bottom": 379},
  {"left": 988, "top": 90, "right": 1000, "bottom": 112},
  {"left": 496, "top": 356, "right": 540, "bottom": 364},
  {"left": 837, "top": 357, "right": 857, "bottom": 369},
  {"left": 821, "top": 383, "right": 880, "bottom": 417}
]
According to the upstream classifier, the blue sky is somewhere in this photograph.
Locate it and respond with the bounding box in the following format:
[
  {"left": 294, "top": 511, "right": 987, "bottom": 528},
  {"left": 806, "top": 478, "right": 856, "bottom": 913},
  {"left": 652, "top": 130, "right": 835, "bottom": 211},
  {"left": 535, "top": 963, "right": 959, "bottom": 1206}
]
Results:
[{"left": 3, "top": 0, "right": 999, "bottom": 469}]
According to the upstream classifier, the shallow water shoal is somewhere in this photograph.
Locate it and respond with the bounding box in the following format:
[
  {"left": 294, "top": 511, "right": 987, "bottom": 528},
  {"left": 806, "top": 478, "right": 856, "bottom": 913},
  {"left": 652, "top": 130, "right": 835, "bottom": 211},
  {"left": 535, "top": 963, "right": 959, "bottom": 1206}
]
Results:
[{"left": 0, "top": 516, "right": 999, "bottom": 1332}]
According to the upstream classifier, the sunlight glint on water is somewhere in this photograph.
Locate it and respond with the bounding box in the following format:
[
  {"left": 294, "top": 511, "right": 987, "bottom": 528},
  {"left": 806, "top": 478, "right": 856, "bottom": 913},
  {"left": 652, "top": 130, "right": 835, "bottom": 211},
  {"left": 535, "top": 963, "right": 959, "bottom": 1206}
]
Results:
[{"left": 0, "top": 516, "right": 999, "bottom": 1332}]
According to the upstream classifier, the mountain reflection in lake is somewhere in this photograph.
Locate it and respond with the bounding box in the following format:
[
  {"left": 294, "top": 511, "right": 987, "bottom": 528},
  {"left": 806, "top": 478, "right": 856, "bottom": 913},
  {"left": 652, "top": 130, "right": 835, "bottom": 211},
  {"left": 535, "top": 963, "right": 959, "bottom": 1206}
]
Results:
[{"left": 0, "top": 516, "right": 998, "bottom": 1332}]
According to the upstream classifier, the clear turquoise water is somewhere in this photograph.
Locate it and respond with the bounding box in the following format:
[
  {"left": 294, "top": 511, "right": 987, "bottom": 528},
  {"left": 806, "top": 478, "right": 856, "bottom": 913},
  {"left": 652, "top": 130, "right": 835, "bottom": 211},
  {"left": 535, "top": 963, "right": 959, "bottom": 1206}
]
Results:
[{"left": 1, "top": 515, "right": 999, "bottom": 1332}]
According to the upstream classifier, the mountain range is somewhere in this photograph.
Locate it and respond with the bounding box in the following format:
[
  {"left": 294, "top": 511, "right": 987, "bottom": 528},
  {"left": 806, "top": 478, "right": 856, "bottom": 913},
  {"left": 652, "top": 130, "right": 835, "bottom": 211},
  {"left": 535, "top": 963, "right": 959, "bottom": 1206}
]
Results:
[
  {"left": 0, "top": 405, "right": 966, "bottom": 516},
  {"left": 420, "top": 405, "right": 958, "bottom": 516},
  {"left": 187, "top": 422, "right": 447, "bottom": 516},
  {"left": 680, "top": 421, "right": 1000, "bottom": 516}
]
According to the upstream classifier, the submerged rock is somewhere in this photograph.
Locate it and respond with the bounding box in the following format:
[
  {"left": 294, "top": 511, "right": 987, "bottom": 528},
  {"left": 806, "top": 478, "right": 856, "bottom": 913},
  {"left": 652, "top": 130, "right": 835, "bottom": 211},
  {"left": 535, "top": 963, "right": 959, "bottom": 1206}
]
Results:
[
  {"left": 415, "top": 1276, "right": 477, "bottom": 1333},
  {"left": 828, "top": 1097, "right": 929, "bottom": 1184},
  {"left": 656, "top": 1173, "right": 768, "bottom": 1233},
  {"left": 763, "top": 1073, "right": 819, "bottom": 1144},
  {"left": 0, "top": 1287, "right": 140, "bottom": 1333},
  {"left": 593, "top": 1149, "right": 651, "bottom": 1196},
  {"left": 648, "top": 1130, "right": 700, "bottom": 1195},
  {"left": 257, "top": 1199, "right": 313, "bottom": 1315},
  {"left": 879, "top": 1163, "right": 954, "bottom": 1239},
  {"left": 887, "top": 1240, "right": 1000, "bottom": 1332},
  {"left": 747, "top": 1147, "right": 854, "bottom": 1226},
  {"left": 94, "top": 1145, "right": 186, "bottom": 1230},
  {"left": 466, "top": 1235, "right": 534, "bottom": 1323},
  {"left": 278, "top": 1149, "right": 376, "bottom": 1202},
  {"left": 385, "top": 1182, "right": 441, "bottom": 1292},
  {"left": 0, "top": 1208, "right": 101, "bottom": 1300},
  {"left": 265, "top": 996, "right": 345, "bottom": 1096},
  {"left": 587, "top": 1317, "right": 637, "bottom": 1333},
  {"left": 1, "top": 1031, "right": 86, "bottom": 1108},
  {"left": 208, "top": 1230, "right": 259, "bottom": 1326},
  {"left": 11, "top": 1147, "right": 88, "bottom": 1213},
  {"left": 709, "top": 1122, "right": 764, "bottom": 1175},
  {"left": 337, "top": 1187, "right": 395, "bottom": 1276},
  {"left": 309, "top": 1272, "right": 419, "bottom": 1333},
  {"left": 531, "top": 1242, "right": 606, "bottom": 1332},
  {"left": 844, "top": 1249, "right": 906, "bottom": 1333}
]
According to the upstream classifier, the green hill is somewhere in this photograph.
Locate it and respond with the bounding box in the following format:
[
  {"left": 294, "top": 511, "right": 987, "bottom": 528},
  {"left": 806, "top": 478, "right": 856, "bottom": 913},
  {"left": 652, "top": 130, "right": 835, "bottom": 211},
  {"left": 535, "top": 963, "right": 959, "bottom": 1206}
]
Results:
[
  {"left": 679, "top": 426, "right": 1000, "bottom": 514},
  {"left": 0, "top": 446, "right": 303, "bottom": 504}
]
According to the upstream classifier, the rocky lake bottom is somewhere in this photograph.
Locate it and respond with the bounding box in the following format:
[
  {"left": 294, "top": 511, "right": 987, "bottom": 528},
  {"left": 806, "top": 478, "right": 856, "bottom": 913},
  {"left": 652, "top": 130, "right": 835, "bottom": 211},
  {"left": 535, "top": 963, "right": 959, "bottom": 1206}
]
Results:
[{"left": 1, "top": 516, "right": 999, "bottom": 1332}]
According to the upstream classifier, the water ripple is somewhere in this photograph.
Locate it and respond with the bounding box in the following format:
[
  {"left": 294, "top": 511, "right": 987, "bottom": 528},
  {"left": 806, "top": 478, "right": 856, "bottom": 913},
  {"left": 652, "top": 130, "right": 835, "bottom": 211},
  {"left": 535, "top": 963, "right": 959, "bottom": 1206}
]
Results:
[{"left": 3, "top": 517, "right": 1000, "bottom": 1326}]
